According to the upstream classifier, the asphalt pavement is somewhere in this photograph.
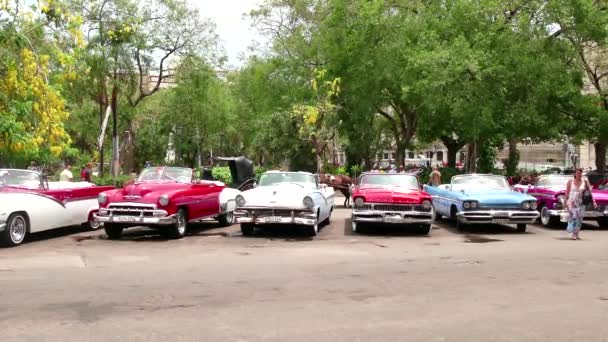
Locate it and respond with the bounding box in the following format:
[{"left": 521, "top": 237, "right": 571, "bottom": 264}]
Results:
[{"left": 1, "top": 205, "right": 608, "bottom": 341}]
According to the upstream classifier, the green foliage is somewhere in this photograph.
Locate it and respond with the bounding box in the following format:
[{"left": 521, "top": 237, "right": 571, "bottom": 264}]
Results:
[
  {"left": 93, "top": 174, "right": 133, "bottom": 187},
  {"left": 212, "top": 167, "right": 232, "bottom": 185},
  {"left": 419, "top": 167, "right": 464, "bottom": 186},
  {"left": 477, "top": 143, "right": 497, "bottom": 174},
  {"left": 254, "top": 166, "right": 267, "bottom": 181}
]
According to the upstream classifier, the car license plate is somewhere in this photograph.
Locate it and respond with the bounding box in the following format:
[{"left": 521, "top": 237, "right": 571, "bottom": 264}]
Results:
[
  {"left": 494, "top": 219, "right": 510, "bottom": 225},
  {"left": 116, "top": 216, "right": 138, "bottom": 222},
  {"left": 269, "top": 216, "right": 281, "bottom": 223},
  {"left": 385, "top": 215, "right": 402, "bottom": 223}
]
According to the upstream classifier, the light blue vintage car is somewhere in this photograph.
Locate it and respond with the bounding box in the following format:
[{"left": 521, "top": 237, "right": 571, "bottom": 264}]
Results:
[{"left": 423, "top": 174, "right": 539, "bottom": 232}]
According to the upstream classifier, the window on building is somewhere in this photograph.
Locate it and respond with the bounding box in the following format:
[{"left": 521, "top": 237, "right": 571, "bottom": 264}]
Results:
[
  {"left": 436, "top": 151, "right": 444, "bottom": 162},
  {"left": 391, "top": 152, "right": 396, "bottom": 160},
  {"left": 408, "top": 152, "right": 415, "bottom": 159},
  {"left": 383, "top": 152, "right": 389, "bottom": 160}
]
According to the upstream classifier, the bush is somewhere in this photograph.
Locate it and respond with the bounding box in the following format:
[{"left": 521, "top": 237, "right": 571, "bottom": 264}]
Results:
[
  {"left": 254, "top": 166, "right": 267, "bottom": 181},
  {"left": 93, "top": 175, "right": 133, "bottom": 187},
  {"left": 212, "top": 166, "right": 232, "bottom": 185}
]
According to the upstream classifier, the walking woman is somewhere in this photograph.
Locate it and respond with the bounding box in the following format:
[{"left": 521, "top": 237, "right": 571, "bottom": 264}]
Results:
[{"left": 565, "top": 168, "right": 596, "bottom": 240}]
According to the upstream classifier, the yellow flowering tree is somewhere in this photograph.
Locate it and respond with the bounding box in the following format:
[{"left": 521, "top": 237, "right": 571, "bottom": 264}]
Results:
[
  {"left": 291, "top": 69, "right": 341, "bottom": 173},
  {"left": 0, "top": 49, "right": 71, "bottom": 160}
]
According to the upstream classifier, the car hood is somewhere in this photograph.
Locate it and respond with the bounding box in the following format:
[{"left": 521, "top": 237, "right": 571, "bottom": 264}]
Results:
[
  {"left": 354, "top": 186, "right": 429, "bottom": 204},
  {"left": 120, "top": 182, "right": 189, "bottom": 197},
  {"left": 241, "top": 184, "right": 313, "bottom": 208},
  {"left": 462, "top": 190, "right": 535, "bottom": 206}
]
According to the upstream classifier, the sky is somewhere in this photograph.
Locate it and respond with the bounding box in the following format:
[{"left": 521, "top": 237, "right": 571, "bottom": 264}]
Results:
[{"left": 189, "top": 0, "right": 264, "bottom": 68}]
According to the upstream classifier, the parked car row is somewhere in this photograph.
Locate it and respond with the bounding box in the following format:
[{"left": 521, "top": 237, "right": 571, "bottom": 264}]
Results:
[{"left": 2, "top": 159, "right": 607, "bottom": 247}]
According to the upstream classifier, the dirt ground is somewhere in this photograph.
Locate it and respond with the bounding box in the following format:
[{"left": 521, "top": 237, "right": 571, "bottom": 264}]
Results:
[{"left": 1, "top": 205, "right": 608, "bottom": 342}]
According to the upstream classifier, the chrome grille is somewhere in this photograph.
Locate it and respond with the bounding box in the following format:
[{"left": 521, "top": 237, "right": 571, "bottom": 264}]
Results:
[
  {"left": 107, "top": 204, "right": 157, "bottom": 217},
  {"left": 373, "top": 204, "right": 413, "bottom": 212}
]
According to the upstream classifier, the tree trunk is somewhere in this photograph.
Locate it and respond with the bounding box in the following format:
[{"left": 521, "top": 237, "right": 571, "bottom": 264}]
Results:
[
  {"left": 98, "top": 85, "right": 106, "bottom": 176},
  {"left": 111, "top": 80, "right": 119, "bottom": 176},
  {"left": 395, "top": 140, "right": 406, "bottom": 168},
  {"left": 441, "top": 136, "right": 465, "bottom": 168},
  {"left": 500, "top": 138, "right": 520, "bottom": 176},
  {"left": 595, "top": 142, "right": 606, "bottom": 171},
  {"left": 466, "top": 143, "right": 477, "bottom": 173}
]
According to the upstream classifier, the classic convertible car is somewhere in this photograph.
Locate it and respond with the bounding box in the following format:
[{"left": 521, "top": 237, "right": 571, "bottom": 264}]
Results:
[
  {"left": 424, "top": 174, "right": 539, "bottom": 232},
  {"left": 350, "top": 173, "right": 434, "bottom": 234},
  {"left": 0, "top": 169, "right": 113, "bottom": 247},
  {"left": 234, "top": 171, "right": 335, "bottom": 237},
  {"left": 513, "top": 174, "right": 608, "bottom": 227},
  {"left": 94, "top": 167, "right": 240, "bottom": 239}
]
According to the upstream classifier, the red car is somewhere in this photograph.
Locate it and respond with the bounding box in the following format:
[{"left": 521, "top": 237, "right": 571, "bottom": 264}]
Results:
[
  {"left": 94, "top": 167, "right": 241, "bottom": 239},
  {"left": 351, "top": 173, "right": 434, "bottom": 234}
]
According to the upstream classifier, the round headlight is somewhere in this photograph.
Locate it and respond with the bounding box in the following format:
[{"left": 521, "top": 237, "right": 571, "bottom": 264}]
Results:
[
  {"left": 303, "top": 196, "right": 314, "bottom": 208},
  {"left": 463, "top": 201, "right": 471, "bottom": 209},
  {"left": 159, "top": 194, "right": 169, "bottom": 207},
  {"left": 236, "top": 195, "right": 246, "bottom": 207},
  {"left": 97, "top": 193, "right": 107, "bottom": 204},
  {"left": 421, "top": 199, "right": 432, "bottom": 209},
  {"left": 354, "top": 197, "right": 365, "bottom": 207},
  {"left": 522, "top": 201, "right": 531, "bottom": 209},
  {"left": 470, "top": 201, "right": 478, "bottom": 209},
  {"left": 530, "top": 201, "right": 538, "bottom": 210}
]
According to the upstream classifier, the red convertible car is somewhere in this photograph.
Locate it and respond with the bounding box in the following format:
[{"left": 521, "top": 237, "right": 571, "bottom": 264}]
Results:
[
  {"left": 94, "top": 167, "right": 241, "bottom": 239},
  {"left": 351, "top": 173, "right": 434, "bottom": 234}
]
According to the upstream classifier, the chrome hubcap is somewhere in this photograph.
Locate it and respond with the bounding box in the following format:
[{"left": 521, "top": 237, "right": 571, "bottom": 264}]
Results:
[
  {"left": 541, "top": 207, "right": 550, "bottom": 226},
  {"left": 226, "top": 211, "right": 234, "bottom": 224},
  {"left": 177, "top": 213, "right": 186, "bottom": 234},
  {"left": 10, "top": 216, "right": 26, "bottom": 243},
  {"left": 89, "top": 219, "right": 101, "bottom": 230}
]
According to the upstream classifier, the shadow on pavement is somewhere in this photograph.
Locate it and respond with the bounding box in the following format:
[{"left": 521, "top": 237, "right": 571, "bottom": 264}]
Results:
[{"left": 343, "top": 217, "right": 432, "bottom": 238}]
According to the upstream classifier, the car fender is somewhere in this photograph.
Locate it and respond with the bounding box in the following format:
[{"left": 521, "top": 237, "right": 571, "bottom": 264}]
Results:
[{"left": 219, "top": 188, "right": 240, "bottom": 213}]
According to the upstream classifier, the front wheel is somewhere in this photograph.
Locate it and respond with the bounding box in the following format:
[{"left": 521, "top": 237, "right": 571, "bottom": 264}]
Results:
[
  {"left": 104, "top": 224, "right": 124, "bottom": 240},
  {"left": 167, "top": 209, "right": 187, "bottom": 239},
  {"left": 306, "top": 223, "right": 318, "bottom": 237},
  {"left": 217, "top": 211, "right": 235, "bottom": 227},
  {"left": 516, "top": 224, "right": 527, "bottom": 233},
  {"left": 241, "top": 223, "right": 254, "bottom": 236},
  {"left": 1, "top": 213, "right": 29, "bottom": 247},
  {"left": 540, "top": 206, "right": 560, "bottom": 227},
  {"left": 419, "top": 224, "right": 432, "bottom": 235}
]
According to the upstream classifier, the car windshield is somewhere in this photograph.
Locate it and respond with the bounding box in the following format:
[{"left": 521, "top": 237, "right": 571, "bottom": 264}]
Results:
[
  {"left": 0, "top": 169, "right": 40, "bottom": 188},
  {"left": 451, "top": 175, "right": 510, "bottom": 191},
  {"left": 258, "top": 172, "right": 316, "bottom": 187},
  {"left": 537, "top": 175, "right": 572, "bottom": 187},
  {"left": 137, "top": 167, "right": 192, "bottom": 183},
  {"left": 359, "top": 174, "right": 419, "bottom": 189}
]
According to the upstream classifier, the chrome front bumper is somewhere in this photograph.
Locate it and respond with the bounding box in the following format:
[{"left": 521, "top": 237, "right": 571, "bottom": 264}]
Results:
[
  {"left": 352, "top": 209, "right": 434, "bottom": 224},
  {"left": 457, "top": 209, "right": 539, "bottom": 224},
  {"left": 235, "top": 208, "right": 317, "bottom": 226},
  {"left": 545, "top": 208, "right": 608, "bottom": 219},
  {"left": 94, "top": 214, "right": 176, "bottom": 225}
]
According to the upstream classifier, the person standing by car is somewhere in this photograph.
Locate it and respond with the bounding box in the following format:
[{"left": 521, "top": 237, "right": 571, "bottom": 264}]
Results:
[
  {"left": 565, "top": 168, "right": 596, "bottom": 240},
  {"left": 59, "top": 165, "right": 73, "bottom": 182},
  {"left": 27, "top": 161, "right": 40, "bottom": 172},
  {"left": 81, "top": 163, "right": 93, "bottom": 182},
  {"left": 428, "top": 166, "right": 441, "bottom": 186}
]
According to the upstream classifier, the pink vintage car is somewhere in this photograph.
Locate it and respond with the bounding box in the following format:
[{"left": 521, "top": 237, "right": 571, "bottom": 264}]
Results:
[
  {"left": 513, "top": 174, "right": 608, "bottom": 227},
  {"left": 0, "top": 169, "right": 114, "bottom": 247},
  {"left": 94, "top": 167, "right": 240, "bottom": 239}
]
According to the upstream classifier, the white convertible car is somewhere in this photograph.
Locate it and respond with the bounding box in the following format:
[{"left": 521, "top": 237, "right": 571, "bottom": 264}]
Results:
[
  {"left": 0, "top": 169, "right": 114, "bottom": 247},
  {"left": 234, "top": 171, "right": 335, "bottom": 236}
]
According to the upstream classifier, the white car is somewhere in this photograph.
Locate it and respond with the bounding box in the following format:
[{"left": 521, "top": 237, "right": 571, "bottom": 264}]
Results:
[
  {"left": 235, "top": 171, "right": 336, "bottom": 236},
  {"left": 0, "top": 169, "right": 114, "bottom": 247}
]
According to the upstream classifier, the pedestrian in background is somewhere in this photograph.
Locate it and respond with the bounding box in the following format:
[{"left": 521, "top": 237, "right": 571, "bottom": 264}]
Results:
[
  {"left": 27, "top": 161, "right": 40, "bottom": 172},
  {"left": 81, "top": 163, "right": 92, "bottom": 182},
  {"left": 59, "top": 165, "right": 73, "bottom": 182},
  {"left": 565, "top": 167, "right": 595, "bottom": 240},
  {"left": 429, "top": 166, "right": 441, "bottom": 186}
]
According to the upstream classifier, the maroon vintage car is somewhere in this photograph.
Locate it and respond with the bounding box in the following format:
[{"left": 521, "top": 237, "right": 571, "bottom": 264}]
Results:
[
  {"left": 350, "top": 173, "right": 434, "bottom": 234},
  {"left": 94, "top": 167, "right": 241, "bottom": 239},
  {"left": 513, "top": 174, "right": 608, "bottom": 227}
]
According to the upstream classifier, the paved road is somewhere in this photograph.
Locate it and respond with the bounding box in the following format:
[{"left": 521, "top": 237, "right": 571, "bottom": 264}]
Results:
[{"left": 2, "top": 207, "right": 608, "bottom": 341}]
